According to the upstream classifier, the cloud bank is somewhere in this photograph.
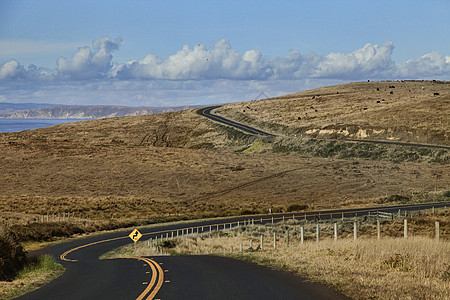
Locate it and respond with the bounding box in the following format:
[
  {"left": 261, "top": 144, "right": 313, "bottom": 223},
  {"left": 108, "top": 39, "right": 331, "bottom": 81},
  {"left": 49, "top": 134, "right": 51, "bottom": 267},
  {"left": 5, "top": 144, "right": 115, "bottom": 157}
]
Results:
[
  {"left": 2, "top": 37, "right": 449, "bottom": 82},
  {"left": 0, "top": 37, "right": 449, "bottom": 106}
]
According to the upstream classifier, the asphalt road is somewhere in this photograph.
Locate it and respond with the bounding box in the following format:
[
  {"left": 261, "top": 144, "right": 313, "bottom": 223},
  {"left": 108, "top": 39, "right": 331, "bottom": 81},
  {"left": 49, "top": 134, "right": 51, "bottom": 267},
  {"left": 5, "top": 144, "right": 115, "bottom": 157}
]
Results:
[
  {"left": 197, "top": 105, "right": 450, "bottom": 150},
  {"left": 18, "top": 202, "right": 449, "bottom": 300},
  {"left": 197, "top": 106, "right": 274, "bottom": 136}
]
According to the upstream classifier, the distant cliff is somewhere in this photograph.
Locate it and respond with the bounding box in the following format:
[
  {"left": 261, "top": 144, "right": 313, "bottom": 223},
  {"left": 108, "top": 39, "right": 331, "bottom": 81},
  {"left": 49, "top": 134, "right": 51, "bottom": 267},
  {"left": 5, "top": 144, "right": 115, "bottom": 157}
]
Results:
[{"left": 0, "top": 104, "right": 199, "bottom": 119}]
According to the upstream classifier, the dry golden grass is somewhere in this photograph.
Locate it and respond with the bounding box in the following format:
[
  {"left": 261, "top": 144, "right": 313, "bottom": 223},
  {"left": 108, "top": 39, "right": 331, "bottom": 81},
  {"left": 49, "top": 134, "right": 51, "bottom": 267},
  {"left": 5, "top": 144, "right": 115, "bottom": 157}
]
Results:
[
  {"left": 0, "top": 81, "right": 449, "bottom": 234},
  {"left": 165, "top": 209, "right": 450, "bottom": 300},
  {"left": 217, "top": 81, "right": 450, "bottom": 145}
]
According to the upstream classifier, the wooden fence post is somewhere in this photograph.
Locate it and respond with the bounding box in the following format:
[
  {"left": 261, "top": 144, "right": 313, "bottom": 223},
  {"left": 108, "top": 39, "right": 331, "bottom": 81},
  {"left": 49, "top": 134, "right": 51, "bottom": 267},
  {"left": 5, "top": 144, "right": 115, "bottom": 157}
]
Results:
[
  {"left": 353, "top": 222, "right": 357, "bottom": 240},
  {"left": 404, "top": 219, "right": 408, "bottom": 239},
  {"left": 435, "top": 222, "right": 440, "bottom": 241},
  {"left": 377, "top": 219, "right": 381, "bottom": 240},
  {"left": 316, "top": 224, "right": 320, "bottom": 242},
  {"left": 273, "top": 232, "right": 277, "bottom": 249},
  {"left": 334, "top": 223, "right": 338, "bottom": 241},
  {"left": 260, "top": 235, "right": 264, "bottom": 250},
  {"left": 300, "top": 226, "right": 304, "bottom": 244}
]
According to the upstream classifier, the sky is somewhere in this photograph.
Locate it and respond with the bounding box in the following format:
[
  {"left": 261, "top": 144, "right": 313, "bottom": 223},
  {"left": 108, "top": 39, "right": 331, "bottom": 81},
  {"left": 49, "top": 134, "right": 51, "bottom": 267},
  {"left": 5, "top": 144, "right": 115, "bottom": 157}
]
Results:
[{"left": 0, "top": 0, "right": 449, "bottom": 106}]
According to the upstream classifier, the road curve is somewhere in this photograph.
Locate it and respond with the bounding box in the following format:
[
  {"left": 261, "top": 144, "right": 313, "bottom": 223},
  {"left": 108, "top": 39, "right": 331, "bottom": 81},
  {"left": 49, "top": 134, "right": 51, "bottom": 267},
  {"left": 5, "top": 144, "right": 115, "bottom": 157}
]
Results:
[
  {"left": 197, "top": 105, "right": 450, "bottom": 150},
  {"left": 18, "top": 202, "right": 449, "bottom": 299},
  {"left": 197, "top": 106, "right": 274, "bottom": 137}
]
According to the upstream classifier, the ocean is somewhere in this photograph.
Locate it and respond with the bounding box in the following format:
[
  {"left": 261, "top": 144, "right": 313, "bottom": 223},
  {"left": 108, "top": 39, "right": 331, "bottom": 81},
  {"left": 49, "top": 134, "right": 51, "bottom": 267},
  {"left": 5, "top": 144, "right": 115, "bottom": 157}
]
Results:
[{"left": 0, "top": 119, "right": 87, "bottom": 133}]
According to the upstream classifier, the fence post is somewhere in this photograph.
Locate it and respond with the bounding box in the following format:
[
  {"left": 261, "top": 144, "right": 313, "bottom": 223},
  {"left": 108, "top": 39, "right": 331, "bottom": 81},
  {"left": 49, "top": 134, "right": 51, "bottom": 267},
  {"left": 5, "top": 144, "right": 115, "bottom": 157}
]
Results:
[
  {"left": 341, "top": 212, "right": 344, "bottom": 221},
  {"left": 404, "top": 219, "right": 408, "bottom": 239},
  {"left": 260, "top": 235, "right": 264, "bottom": 250},
  {"left": 240, "top": 243, "right": 243, "bottom": 252},
  {"left": 283, "top": 216, "right": 285, "bottom": 222},
  {"left": 377, "top": 219, "right": 381, "bottom": 240},
  {"left": 353, "top": 222, "right": 357, "bottom": 240},
  {"left": 250, "top": 240, "right": 253, "bottom": 249},
  {"left": 272, "top": 217, "right": 274, "bottom": 224},
  {"left": 435, "top": 222, "right": 440, "bottom": 241},
  {"left": 273, "top": 232, "right": 277, "bottom": 249},
  {"left": 334, "top": 223, "right": 338, "bottom": 241},
  {"left": 300, "top": 226, "right": 304, "bottom": 244},
  {"left": 432, "top": 206, "right": 435, "bottom": 214},
  {"left": 316, "top": 224, "right": 320, "bottom": 242}
]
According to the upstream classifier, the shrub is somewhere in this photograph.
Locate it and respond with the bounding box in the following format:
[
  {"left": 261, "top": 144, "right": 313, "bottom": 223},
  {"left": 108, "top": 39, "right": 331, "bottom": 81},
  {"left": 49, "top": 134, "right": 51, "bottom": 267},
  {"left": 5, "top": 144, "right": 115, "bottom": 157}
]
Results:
[
  {"left": 0, "top": 228, "right": 28, "bottom": 281},
  {"left": 286, "top": 204, "right": 308, "bottom": 212}
]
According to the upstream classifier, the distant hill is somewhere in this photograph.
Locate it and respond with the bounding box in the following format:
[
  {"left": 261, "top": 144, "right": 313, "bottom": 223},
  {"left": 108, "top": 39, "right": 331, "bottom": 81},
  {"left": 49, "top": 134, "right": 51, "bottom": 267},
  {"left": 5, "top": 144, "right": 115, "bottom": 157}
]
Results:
[
  {"left": 0, "top": 103, "right": 200, "bottom": 119},
  {"left": 0, "top": 102, "right": 59, "bottom": 115}
]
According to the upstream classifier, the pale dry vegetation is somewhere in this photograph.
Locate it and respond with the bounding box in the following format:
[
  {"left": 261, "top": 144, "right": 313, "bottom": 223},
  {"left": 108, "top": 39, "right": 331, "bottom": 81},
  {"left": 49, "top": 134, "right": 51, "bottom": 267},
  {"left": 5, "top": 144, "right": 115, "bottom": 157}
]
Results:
[
  {"left": 157, "top": 208, "right": 450, "bottom": 300},
  {"left": 0, "top": 81, "right": 448, "bottom": 242},
  {"left": 217, "top": 80, "right": 450, "bottom": 145}
]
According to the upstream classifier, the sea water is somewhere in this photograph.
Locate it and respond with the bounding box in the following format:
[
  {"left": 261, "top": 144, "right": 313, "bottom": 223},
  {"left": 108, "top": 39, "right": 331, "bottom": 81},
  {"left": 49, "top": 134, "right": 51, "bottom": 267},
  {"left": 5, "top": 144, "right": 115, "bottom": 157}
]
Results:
[{"left": 0, "top": 119, "right": 87, "bottom": 133}]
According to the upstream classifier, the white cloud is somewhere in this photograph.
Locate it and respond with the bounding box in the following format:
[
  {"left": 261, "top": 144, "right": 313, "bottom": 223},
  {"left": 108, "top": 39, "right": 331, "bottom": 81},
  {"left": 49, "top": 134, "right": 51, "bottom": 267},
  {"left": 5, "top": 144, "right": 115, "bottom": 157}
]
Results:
[
  {"left": 115, "top": 39, "right": 273, "bottom": 80},
  {"left": 1, "top": 38, "right": 449, "bottom": 82},
  {"left": 312, "top": 42, "right": 395, "bottom": 79},
  {"left": 395, "top": 51, "right": 450, "bottom": 78},
  {"left": 0, "top": 37, "right": 449, "bottom": 107},
  {"left": 0, "top": 60, "right": 24, "bottom": 80},
  {"left": 56, "top": 37, "right": 122, "bottom": 80}
]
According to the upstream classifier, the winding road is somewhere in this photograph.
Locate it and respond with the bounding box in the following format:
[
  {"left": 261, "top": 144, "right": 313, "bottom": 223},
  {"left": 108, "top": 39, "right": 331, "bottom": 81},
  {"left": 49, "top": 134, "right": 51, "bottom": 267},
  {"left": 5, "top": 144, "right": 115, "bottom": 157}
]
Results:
[
  {"left": 197, "top": 105, "right": 450, "bottom": 150},
  {"left": 19, "top": 202, "right": 449, "bottom": 299},
  {"left": 16, "top": 106, "right": 449, "bottom": 299}
]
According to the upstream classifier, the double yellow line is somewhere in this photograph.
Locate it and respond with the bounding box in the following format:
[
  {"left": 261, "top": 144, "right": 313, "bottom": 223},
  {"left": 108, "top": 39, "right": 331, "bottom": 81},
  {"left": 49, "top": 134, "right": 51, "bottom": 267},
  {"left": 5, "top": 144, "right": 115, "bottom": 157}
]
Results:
[{"left": 130, "top": 257, "right": 164, "bottom": 300}]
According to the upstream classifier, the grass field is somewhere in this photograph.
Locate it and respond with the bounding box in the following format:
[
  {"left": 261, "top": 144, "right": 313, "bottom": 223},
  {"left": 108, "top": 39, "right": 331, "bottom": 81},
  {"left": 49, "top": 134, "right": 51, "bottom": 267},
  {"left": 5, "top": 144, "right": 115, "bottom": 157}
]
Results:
[
  {"left": 124, "top": 207, "right": 449, "bottom": 300},
  {"left": 0, "top": 81, "right": 448, "bottom": 242}
]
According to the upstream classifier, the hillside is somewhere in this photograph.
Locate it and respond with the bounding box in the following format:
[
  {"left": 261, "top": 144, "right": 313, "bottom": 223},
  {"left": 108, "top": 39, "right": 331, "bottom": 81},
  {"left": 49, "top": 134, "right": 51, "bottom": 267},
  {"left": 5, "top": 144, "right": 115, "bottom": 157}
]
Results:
[
  {"left": 0, "top": 104, "right": 199, "bottom": 119},
  {"left": 0, "top": 81, "right": 449, "bottom": 235},
  {"left": 216, "top": 80, "right": 450, "bottom": 145}
]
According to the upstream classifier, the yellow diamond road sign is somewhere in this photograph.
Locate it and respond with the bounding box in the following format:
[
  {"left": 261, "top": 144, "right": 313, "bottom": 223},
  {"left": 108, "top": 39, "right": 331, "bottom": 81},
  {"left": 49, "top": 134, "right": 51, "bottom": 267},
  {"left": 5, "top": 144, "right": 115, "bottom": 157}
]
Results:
[{"left": 129, "top": 228, "right": 142, "bottom": 243}]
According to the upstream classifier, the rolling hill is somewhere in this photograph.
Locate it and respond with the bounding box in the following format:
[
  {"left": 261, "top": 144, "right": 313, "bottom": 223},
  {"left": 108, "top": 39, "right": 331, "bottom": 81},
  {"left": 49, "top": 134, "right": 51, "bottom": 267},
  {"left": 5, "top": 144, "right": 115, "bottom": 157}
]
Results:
[{"left": 0, "top": 81, "right": 448, "bottom": 235}]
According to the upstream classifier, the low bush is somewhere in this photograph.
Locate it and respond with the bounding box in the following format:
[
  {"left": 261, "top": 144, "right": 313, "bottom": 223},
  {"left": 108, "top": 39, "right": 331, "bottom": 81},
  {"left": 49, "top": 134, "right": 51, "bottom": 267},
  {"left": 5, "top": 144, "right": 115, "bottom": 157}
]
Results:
[{"left": 0, "top": 228, "right": 28, "bottom": 281}]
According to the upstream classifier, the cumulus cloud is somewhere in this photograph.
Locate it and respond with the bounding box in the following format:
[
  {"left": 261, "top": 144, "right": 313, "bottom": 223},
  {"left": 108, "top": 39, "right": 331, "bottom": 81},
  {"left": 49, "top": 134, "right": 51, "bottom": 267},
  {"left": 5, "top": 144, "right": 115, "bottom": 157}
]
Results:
[
  {"left": 312, "top": 42, "right": 395, "bottom": 79},
  {"left": 0, "top": 37, "right": 449, "bottom": 85},
  {"left": 0, "top": 60, "right": 24, "bottom": 80},
  {"left": 395, "top": 51, "right": 450, "bottom": 78},
  {"left": 56, "top": 37, "right": 122, "bottom": 80},
  {"left": 115, "top": 39, "right": 273, "bottom": 80}
]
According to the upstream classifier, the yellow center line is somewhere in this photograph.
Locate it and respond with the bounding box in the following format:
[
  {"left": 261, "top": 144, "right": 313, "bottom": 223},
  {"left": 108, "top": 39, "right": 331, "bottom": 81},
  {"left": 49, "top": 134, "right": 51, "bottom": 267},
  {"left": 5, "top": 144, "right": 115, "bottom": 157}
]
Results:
[
  {"left": 146, "top": 258, "right": 164, "bottom": 300},
  {"left": 130, "top": 257, "right": 158, "bottom": 300}
]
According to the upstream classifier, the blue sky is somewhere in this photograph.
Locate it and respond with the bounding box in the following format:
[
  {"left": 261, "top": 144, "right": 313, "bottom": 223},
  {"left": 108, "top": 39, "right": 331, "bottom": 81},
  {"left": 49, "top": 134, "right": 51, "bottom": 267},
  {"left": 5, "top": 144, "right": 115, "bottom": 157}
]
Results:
[{"left": 0, "top": 0, "right": 449, "bottom": 106}]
